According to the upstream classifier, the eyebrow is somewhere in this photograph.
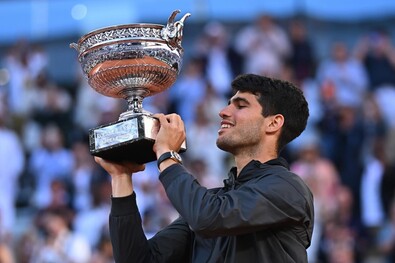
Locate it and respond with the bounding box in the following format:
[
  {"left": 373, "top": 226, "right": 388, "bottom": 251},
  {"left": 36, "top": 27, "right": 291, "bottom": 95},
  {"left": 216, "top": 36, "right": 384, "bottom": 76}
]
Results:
[{"left": 228, "top": 96, "right": 251, "bottom": 105}]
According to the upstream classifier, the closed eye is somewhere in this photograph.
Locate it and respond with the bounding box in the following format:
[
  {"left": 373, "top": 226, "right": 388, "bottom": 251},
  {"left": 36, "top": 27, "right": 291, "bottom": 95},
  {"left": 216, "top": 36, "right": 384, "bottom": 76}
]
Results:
[{"left": 229, "top": 97, "right": 250, "bottom": 109}]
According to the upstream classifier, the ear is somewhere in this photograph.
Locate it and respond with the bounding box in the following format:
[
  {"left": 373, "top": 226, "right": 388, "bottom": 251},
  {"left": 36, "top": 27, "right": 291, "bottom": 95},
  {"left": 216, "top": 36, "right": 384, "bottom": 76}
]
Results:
[{"left": 266, "top": 114, "right": 284, "bottom": 133}]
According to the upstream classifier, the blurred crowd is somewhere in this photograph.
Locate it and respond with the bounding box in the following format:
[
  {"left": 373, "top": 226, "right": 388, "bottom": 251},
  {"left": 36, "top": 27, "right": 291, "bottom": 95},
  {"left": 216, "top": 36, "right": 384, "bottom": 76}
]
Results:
[{"left": 0, "top": 14, "right": 395, "bottom": 263}]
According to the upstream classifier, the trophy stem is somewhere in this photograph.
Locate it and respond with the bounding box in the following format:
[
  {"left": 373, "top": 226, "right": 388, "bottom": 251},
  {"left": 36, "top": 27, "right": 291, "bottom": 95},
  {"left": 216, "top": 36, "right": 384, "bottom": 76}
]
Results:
[
  {"left": 118, "top": 88, "right": 150, "bottom": 120},
  {"left": 129, "top": 95, "right": 144, "bottom": 113}
]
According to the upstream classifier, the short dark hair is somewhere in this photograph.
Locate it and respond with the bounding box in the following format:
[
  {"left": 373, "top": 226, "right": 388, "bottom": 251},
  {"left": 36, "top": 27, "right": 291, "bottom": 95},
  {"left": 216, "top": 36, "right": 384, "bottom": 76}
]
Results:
[{"left": 231, "top": 74, "right": 309, "bottom": 152}]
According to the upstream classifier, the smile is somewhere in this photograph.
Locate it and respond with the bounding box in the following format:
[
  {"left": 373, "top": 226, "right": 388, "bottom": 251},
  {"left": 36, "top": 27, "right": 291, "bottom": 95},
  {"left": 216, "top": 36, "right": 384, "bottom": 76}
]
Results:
[
  {"left": 218, "top": 121, "right": 234, "bottom": 134},
  {"left": 221, "top": 124, "right": 232, "bottom": 129}
]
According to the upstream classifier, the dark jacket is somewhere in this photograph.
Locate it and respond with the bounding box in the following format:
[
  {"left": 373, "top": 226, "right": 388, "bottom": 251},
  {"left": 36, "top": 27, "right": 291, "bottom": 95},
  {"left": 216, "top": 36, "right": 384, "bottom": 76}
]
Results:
[{"left": 109, "top": 158, "right": 314, "bottom": 263}]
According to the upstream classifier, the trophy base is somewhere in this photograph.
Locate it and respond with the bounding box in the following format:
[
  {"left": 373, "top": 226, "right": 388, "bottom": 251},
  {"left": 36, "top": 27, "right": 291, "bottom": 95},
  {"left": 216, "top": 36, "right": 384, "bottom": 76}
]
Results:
[{"left": 89, "top": 114, "right": 186, "bottom": 164}]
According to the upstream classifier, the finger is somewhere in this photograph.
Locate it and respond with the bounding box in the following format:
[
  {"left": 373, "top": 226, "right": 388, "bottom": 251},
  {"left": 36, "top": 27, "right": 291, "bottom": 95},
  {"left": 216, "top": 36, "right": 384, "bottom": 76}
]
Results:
[
  {"left": 154, "top": 113, "right": 169, "bottom": 126},
  {"left": 121, "top": 160, "right": 144, "bottom": 169},
  {"left": 95, "top": 156, "right": 118, "bottom": 166},
  {"left": 94, "top": 156, "right": 103, "bottom": 165},
  {"left": 121, "top": 162, "right": 141, "bottom": 172},
  {"left": 166, "top": 113, "right": 182, "bottom": 126},
  {"left": 131, "top": 163, "right": 146, "bottom": 173},
  {"left": 152, "top": 113, "right": 163, "bottom": 118},
  {"left": 171, "top": 114, "right": 185, "bottom": 130}
]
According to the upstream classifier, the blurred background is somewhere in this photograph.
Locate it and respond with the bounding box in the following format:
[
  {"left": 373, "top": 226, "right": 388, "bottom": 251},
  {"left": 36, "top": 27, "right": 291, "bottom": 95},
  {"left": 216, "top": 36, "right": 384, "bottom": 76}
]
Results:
[{"left": 1, "top": 1, "right": 395, "bottom": 262}]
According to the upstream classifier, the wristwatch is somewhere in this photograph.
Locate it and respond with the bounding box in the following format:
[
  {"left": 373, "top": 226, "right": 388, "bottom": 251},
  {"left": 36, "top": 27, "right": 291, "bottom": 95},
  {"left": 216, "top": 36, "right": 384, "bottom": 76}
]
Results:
[{"left": 157, "top": 151, "right": 183, "bottom": 169}]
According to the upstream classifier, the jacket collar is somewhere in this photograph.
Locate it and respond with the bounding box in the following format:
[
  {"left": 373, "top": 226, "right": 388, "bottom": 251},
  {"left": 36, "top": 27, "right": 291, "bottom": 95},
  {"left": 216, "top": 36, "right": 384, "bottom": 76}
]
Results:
[{"left": 225, "top": 157, "right": 289, "bottom": 188}]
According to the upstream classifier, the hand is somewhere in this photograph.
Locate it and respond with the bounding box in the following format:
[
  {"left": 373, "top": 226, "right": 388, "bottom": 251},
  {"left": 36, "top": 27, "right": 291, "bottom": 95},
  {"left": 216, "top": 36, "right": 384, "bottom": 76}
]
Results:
[
  {"left": 94, "top": 157, "right": 145, "bottom": 177},
  {"left": 153, "top": 113, "right": 186, "bottom": 157},
  {"left": 94, "top": 157, "right": 146, "bottom": 197}
]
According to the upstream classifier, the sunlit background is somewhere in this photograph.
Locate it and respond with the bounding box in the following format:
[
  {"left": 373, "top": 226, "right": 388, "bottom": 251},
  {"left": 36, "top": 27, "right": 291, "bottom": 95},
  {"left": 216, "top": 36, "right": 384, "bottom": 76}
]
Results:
[
  {"left": 2, "top": 0, "right": 395, "bottom": 83},
  {"left": 0, "top": 1, "right": 395, "bottom": 262}
]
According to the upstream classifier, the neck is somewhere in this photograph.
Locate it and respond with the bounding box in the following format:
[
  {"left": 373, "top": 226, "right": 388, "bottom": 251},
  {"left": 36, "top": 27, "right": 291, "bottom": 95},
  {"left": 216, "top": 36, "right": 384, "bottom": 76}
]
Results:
[{"left": 233, "top": 147, "right": 278, "bottom": 176}]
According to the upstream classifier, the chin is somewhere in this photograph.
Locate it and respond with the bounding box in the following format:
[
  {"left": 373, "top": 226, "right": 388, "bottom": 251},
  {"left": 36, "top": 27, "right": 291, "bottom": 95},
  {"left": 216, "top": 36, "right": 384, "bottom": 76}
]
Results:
[{"left": 216, "top": 139, "right": 233, "bottom": 153}]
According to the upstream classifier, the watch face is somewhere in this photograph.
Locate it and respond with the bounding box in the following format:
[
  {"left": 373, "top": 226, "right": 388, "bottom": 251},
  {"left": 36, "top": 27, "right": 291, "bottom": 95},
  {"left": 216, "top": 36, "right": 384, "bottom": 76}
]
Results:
[{"left": 171, "top": 151, "right": 182, "bottom": 163}]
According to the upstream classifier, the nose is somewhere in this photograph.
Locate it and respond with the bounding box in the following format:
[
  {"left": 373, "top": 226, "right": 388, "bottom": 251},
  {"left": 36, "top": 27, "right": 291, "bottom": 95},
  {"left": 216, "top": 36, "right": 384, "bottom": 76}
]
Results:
[{"left": 219, "top": 104, "right": 231, "bottom": 119}]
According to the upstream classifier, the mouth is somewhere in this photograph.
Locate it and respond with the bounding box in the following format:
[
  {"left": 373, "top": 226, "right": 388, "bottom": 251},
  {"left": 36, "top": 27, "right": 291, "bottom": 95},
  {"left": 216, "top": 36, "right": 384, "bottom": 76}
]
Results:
[{"left": 218, "top": 121, "right": 234, "bottom": 134}]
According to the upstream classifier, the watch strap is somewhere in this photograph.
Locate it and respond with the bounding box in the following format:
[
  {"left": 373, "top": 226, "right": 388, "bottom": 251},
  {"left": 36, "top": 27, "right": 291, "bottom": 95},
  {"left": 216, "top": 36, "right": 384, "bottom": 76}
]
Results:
[{"left": 157, "top": 151, "right": 182, "bottom": 169}]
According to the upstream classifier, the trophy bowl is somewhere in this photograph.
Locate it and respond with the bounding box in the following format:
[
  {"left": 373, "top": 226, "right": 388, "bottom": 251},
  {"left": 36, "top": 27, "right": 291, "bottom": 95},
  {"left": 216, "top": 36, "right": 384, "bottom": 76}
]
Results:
[{"left": 71, "top": 10, "right": 190, "bottom": 163}]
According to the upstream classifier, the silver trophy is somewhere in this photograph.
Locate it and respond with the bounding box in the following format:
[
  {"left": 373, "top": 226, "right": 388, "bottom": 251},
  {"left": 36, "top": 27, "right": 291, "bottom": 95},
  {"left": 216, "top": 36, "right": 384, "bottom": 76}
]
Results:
[{"left": 70, "top": 10, "right": 190, "bottom": 163}]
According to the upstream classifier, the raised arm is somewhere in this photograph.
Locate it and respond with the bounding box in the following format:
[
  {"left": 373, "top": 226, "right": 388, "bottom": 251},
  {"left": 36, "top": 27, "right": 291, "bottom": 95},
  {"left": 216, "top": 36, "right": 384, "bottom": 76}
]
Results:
[
  {"left": 94, "top": 157, "right": 144, "bottom": 197},
  {"left": 94, "top": 157, "right": 192, "bottom": 263}
]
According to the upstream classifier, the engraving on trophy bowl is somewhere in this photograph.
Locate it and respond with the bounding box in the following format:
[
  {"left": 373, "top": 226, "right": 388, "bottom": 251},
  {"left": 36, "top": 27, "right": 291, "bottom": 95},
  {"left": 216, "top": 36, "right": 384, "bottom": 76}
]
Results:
[
  {"left": 88, "top": 57, "right": 178, "bottom": 99},
  {"left": 70, "top": 10, "right": 190, "bottom": 163}
]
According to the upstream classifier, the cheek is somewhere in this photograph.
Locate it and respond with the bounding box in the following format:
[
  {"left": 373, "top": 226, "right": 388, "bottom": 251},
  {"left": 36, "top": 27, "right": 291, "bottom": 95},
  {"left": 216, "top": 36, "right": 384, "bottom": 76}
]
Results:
[
  {"left": 237, "top": 117, "right": 262, "bottom": 134},
  {"left": 241, "top": 113, "right": 265, "bottom": 127}
]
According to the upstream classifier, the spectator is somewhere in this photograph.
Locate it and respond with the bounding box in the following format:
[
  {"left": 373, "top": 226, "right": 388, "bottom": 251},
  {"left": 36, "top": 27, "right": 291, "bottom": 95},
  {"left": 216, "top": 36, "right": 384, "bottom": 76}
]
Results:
[
  {"left": 329, "top": 106, "right": 365, "bottom": 218},
  {"left": 130, "top": 163, "right": 179, "bottom": 238},
  {"left": 324, "top": 223, "right": 357, "bottom": 263},
  {"left": 28, "top": 123, "right": 74, "bottom": 209},
  {"left": 288, "top": 19, "right": 317, "bottom": 84},
  {"left": 235, "top": 14, "right": 291, "bottom": 76},
  {"left": 355, "top": 28, "right": 395, "bottom": 90},
  {"left": 73, "top": 68, "right": 119, "bottom": 133},
  {"left": 31, "top": 80, "right": 73, "bottom": 143},
  {"left": 30, "top": 207, "right": 91, "bottom": 263},
  {"left": 376, "top": 199, "right": 395, "bottom": 263},
  {"left": 168, "top": 57, "right": 206, "bottom": 126},
  {"left": 3, "top": 40, "right": 47, "bottom": 119},
  {"left": 372, "top": 84, "right": 395, "bottom": 168},
  {"left": 187, "top": 158, "right": 224, "bottom": 189},
  {"left": 0, "top": 92, "right": 25, "bottom": 240},
  {"left": 290, "top": 138, "right": 340, "bottom": 263},
  {"left": 318, "top": 186, "right": 363, "bottom": 263},
  {"left": 199, "top": 81, "right": 228, "bottom": 127},
  {"left": 278, "top": 64, "right": 323, "bottom": 136},
  {"left": 89, "top": 233, "right": 114, "bottom": 263},
  {"left": 317, "top": 41, "right": 369, "bottom": 110},
  {"left": 360, "top": 139, "right": 387, "bottom": 243},
  {"left": 73, "top": 172, "right": 111, "bottom": 248},
  {"left": 186, "top": 103, "right": 228, "bottom": 176},
  {"left": 361, "top": 94, "right": 388, "bottom": 160},
  {"left": 377, "top": 139, "right": 395, "bottom": 220},
  {"left": 196, "top": 21, "right": 244, "bottom": 98},
  {"left": 70, "top": 139, "right": 97, "bottom": 211},
  {"left": 13, "top": 228, "right": 37, "bottom": 263},
  {"left": 0, "top": 241, "right": 15, "bottom": 263}
]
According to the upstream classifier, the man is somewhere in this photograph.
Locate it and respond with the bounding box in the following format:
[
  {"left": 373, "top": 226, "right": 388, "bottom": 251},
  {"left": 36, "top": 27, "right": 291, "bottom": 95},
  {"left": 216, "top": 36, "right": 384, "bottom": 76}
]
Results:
[{"left": 95, "top": 74, "right": 314, "bottom": 263}]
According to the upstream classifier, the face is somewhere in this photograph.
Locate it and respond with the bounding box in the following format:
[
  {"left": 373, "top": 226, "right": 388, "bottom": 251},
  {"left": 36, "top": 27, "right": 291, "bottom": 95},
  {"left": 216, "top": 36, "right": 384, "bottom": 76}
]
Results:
[
  {"left": 216, "top": 91, "right": 267, "bottom": 155},
  {"left": 332, "top": 42, "right": 348, "bottom": 62}
]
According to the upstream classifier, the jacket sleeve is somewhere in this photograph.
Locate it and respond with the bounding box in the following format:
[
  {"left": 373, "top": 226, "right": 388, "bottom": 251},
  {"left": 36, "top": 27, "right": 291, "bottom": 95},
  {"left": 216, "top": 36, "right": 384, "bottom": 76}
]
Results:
[
  {"left": 109, "top": 193, "right": 193, "bottom": 263},
  {"left": 159, "top": 164, "right": 313, "bottom": 238}
]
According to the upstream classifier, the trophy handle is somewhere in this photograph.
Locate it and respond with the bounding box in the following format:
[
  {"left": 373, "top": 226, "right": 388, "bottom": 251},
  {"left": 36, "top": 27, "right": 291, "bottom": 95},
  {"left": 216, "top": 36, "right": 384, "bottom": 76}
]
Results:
[
  {"left": 70, "top": 42, "right": 79, "bottom": 53},
  {"left": 161, "top": 10, "right": 191, "bottom": 50}
]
